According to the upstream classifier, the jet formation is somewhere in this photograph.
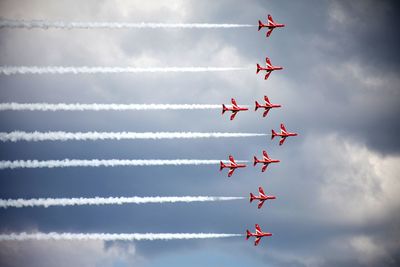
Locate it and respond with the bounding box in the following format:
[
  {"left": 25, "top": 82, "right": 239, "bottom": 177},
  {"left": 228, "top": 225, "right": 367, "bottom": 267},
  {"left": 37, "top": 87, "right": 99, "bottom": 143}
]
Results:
[
  {"left": 221, "top": 14, "right": 294, "bottom": 247},
  {"left": 222, "top": 96, "right": 281, "bottom": 120}
]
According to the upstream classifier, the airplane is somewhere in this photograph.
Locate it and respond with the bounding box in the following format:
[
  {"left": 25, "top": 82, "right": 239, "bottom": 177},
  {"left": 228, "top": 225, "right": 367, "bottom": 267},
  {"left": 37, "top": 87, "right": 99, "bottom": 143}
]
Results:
[
  {"left": 246, "top": 224, "right": 272, "bottom": 246},
  {"left": 250, "top": 186, "right": 276, "bottom": 209},
  {"left": 220, "top": 155, "right": 246, "bottom": 177},
  {"left": 258, "top": 14, "right": 285, "bottom": 38},
  {"left": 253, "top": 150, "right": 280, "bottom": 172},
  {"left": 255, "top": 95, "right": 282, "bottom": 117},
  {"left": 271, "top": 123, "right": 298, "bottom": 145},
  {"left": 222, "top": 98, "right": 249, "bottom": 120},
  {"left": 256, "top": 57, "right": 283, "bottom": 80}
]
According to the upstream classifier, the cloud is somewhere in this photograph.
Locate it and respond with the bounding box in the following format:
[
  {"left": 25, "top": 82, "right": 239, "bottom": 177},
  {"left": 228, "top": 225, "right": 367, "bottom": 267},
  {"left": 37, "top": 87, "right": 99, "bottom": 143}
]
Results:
[
  {"left": 0, "top": 239, "right": 140, "bottom": 267},
  {"left": 301, "top": 134, "right": 400, "bottom": 226}
]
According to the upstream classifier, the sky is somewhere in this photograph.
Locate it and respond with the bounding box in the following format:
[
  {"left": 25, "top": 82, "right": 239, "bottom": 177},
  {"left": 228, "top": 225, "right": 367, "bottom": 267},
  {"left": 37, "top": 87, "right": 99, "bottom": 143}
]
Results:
[{"left": 0, "top": 0, "right": 399, "bottom": 266}]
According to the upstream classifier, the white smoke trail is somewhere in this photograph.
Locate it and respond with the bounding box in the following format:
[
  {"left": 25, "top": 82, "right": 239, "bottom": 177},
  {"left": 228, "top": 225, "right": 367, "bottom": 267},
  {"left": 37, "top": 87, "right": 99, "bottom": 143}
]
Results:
[
  {"left": 0, "top": 232, "right": 242, "bottom": 241},
  {"left": 0, "top": 196, "right": 245, "bottom": 208},
  {"left": 0, "top": 159, "right": 247, "bottom": 169},
  {"left": 0, "top": 19, "right": 254, "bottom": 29},
  {"left": 0, "top": 103, "right": 224, "bottom": 111},
  {"left": 0, "top": 131, "right": 266, "bottom": 142},
  {"left": 0, "top": 66, "right": 250, "bottom": 75}
]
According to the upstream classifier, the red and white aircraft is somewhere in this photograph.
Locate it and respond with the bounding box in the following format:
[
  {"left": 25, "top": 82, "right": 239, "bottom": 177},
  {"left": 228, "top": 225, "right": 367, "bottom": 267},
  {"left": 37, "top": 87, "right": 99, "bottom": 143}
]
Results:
[
  {"left": 222, "top": 98, "right": 249, "bottom": 120},
  {"left": 272, "top": 123, "right": 298, "bottom": 145},
  {"left": 256, "top": 57, "right": 283, "bottom": 80},
  {"left": 250, "top": 186, "right": 276, "bottom": 209},
  {"left": 246, "top": 224, "right": 272, "bottom": 246},
  {"left": 258, "top": 14, "right": 285, "bottom": 38},
  {"left": 255, "top": 96, "right": 282, "bottom": 117},
  {"left": 220, "top": 155, "right": 246, "bottom": 177},
  {"left": 253, "top": 150, "right": 280, "bottom": 172}
]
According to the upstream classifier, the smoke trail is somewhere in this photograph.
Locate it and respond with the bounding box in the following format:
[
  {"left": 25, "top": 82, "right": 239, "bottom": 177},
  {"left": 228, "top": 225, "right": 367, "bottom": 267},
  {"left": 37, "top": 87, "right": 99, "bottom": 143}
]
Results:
[
  {"left": 0, "top": 131, "right": 266, "bottom": 142},
  {"left": 0, "top": 196, "right": 245, "bottom": 208},
  {"left": 0, "top": 232, "right": 242, "bottom": 241},
  {"left": 0, "top": 66, "right": 250, "bottom": 75},
  {"left": 0, "top": 19, "right": 254, "bottom": 29},
  {"left": 0, "top": 103, "right": 224, "bottom": 111},
  {"left": 0, "top": 159, "right": 247, "bottom": 169}
]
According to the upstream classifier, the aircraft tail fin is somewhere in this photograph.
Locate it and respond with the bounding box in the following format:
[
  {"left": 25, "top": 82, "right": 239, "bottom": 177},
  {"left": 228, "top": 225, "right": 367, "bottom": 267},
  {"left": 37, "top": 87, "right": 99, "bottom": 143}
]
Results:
[
  {"left": 255, "top": 101, "right": 260, "bottom": 111},
  {"left": 256, "top": 64, "right": 261, "bottom": 74},
  {"left": 258, "top": 20, "right": 263, "bottom": 31},
  {"left": 222, "top": 104, "right": 227, "bottom": 115},
  {"left": 271, "top": 129, "right": 277, "bottom": 139},
  {"left": 250, "top": 193, "right": 255, "bottom": 203},
  {"left": 219, "top": 161, "right": 225, "bottom": 171},
  {"left": 246, "top": 230, "right": 251, "bottom": 240},
  {"left": 253, "top": 156, "right": 259, "bottom": 166}
]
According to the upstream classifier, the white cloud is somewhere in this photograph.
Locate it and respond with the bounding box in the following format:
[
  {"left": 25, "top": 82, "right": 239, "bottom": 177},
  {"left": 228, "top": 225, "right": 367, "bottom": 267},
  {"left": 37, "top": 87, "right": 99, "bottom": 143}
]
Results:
[
  {"left": 0, "top": 239, "right": 142, "bottom": 267},
  {"left": 304, "top": 134, "right": 400, "bottom": 226},
  {"left": 326, "top": 234, "right": 395, "bottom": 265},
  {"left": 322, "top": 60, "right": 400, "bottom": 94},
  {"left": 327, "top": 0, "right": 390, "bottom": 31}
]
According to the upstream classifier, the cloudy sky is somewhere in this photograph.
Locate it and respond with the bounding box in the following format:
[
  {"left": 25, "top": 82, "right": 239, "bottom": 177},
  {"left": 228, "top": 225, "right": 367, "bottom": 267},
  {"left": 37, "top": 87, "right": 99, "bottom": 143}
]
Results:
[{"left": 0, "top": 0, "right": 399, "bottom": 266}]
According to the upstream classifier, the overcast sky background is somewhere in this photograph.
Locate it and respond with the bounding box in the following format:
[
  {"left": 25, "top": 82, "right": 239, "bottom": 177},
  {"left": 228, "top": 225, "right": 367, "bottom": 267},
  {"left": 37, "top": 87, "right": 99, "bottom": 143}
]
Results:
[{"left": 0, "top": 0, "right": 399, "bottom": 266}]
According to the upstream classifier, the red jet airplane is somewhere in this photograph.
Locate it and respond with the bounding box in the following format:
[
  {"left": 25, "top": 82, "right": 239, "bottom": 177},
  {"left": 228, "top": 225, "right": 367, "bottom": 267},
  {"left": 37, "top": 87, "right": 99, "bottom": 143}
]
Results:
[
  {"left": 250, "top": 186, "right": 276, "bottom": 209},
  {"left": 255, "top": 96, "right": 282, "bottom": 117},
  {"left": 258, "top": 14, "right": 285, "bottom": 38},
  {"left": 253, "top": 150, "right": 280, "bottom": 172},
  {"left": 272, "top": 123, "right": 298, "bottom": 145},
  {"left": 256, "top": 57, "right": 283, "bottom": 80},
  {"left": 220, "top": 155, "right": 246, "bottom": 177},
  {"left": 222, "top": 98, "right": 248, "bottom": 120},
  {"left": 246, "top": 224, "right": 272, "bottom": 246}
]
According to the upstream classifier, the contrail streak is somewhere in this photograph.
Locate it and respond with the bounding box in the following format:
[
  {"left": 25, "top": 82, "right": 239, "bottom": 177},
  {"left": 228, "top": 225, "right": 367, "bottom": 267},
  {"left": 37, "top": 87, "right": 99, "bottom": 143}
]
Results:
[
  {"left": 0, "top": 159, "right": 247, "bottom": 169},
  {"left": 0, "top": 232, "right": 242, "bottom": 241},
  {"left": 0, "top": 66, "right": 250, "bottom": 75},
  {"left": 0, "top": 196, "right": 245, "bottom": 208},
  {"left": 0, "top": 103, "right": 224, "bottom": 111},
  {"left": 0, "top": 19, "right": 254, "bottom": 29},
  {"left": 0, "top": 131, "right": 266, "bottom": 142}
]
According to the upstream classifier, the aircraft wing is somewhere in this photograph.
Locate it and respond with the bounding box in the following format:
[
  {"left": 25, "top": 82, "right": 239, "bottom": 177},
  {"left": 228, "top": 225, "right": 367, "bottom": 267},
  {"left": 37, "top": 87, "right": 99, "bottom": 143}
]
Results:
[
  {"left": 254, "top": 237, "right": 261, "bottom": 246},
  {"left": 264, "top": 95, "right": 270, "bottom": 103},
  {"left": 280, "top": 123, "right": 287, "bottom": 133},
  {"left": 255, "top": 224, "right": 262, "bottom": 234},
  {"left": 263, "top": 150, "right": 269, "bottom": 159},
  {"left": 264, "top": 71, "right": 272, "bottom": 80},
  {"left": 230, "top": 111, "right": 238, "bottom": 120},
  {"left": 228, "top": 155, "right": 236, "bottom": 164},
  {"left": 279, "top": 137, "right": 287, "bottom": 146},
  {"left": 261, "top": 164, "right": 268, "bottom": 172},
  {"left": 268, "top": 14, "right": 275, "bottom": 24},
  {"left": 228, "top": 168, "right": 235, "bottom": 177},
  {"left": 231, "top": 98, "right": 238, "bottom": 108},
  {"left": 258, "top": 200, "right": 265, "bottom": 209},
  {"left": 266, "top": 57, "right": 272, "bottom": 66},
  {"left": 266, "top": 28, "right": 274, "bottom": 37},
  {"left": 263, "top": 109, "right": 270, "bottom": 117},
  {"left": 259, "top": 187, "right": 266, "bottom": 196}
]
